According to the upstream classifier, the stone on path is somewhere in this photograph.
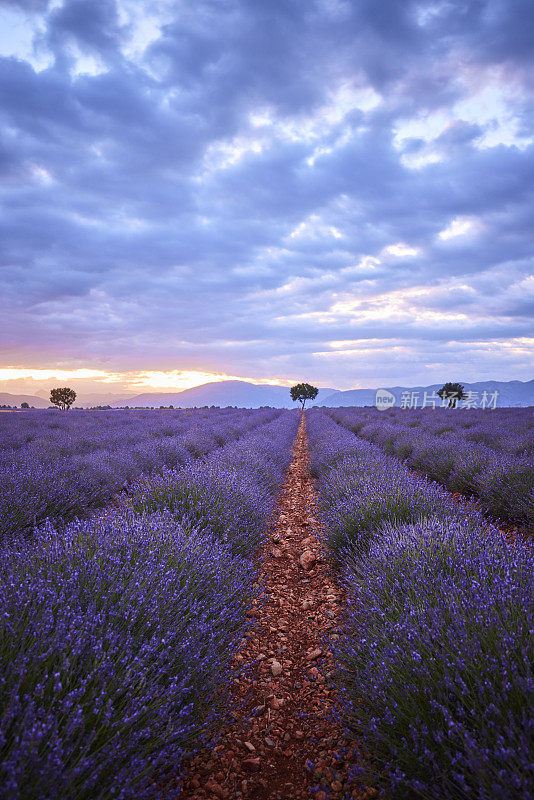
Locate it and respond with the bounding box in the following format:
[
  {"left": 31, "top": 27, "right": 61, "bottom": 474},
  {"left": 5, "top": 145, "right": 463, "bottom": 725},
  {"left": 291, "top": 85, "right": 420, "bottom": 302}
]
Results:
[
  {"left": 299, "top": 550, "right": 316, "bottom": 570},
  {"left": 270, "top": 659, "right": 282, "bottom": 676}
]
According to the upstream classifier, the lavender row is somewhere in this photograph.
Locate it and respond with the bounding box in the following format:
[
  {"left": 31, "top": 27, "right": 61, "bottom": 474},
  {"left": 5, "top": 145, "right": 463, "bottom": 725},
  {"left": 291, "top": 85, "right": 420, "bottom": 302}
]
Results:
[
  {"left": 306, "top": 410, "right": 534, "bottom": 800},
  {"left": 327, "top": 407, "right": 534, "bottom": 529},
  {"left": 0, "top": 411, "right": 299, "bottom": 799},
  {"left": 0, "top": 408, "right": 280, "bottom": 538},
  {"left": 329, "top": 406, "right": 534, "bottom": 457},
  {"left": 127, "top": 409, "right": 299, "bottom": 558}
]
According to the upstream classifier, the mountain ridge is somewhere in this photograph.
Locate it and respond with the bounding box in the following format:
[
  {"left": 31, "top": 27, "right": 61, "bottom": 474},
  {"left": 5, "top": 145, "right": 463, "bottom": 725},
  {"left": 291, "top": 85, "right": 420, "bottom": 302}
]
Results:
[
  {"left": 112, "top": 381, "right": 340, "bottom": 409},
  {"left": 321, "top": 379, "right": 534, "bottom": 408},
  {"left": 0, "top": 379, "right": 532, "bottom": 409}
]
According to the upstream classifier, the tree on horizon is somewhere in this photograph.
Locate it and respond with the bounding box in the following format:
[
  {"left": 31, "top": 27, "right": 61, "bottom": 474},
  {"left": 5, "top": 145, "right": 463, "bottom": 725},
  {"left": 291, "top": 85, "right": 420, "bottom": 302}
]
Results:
[
  {"left": 50, "top": 387, "right": 77, "bottom": 410},
  {"left": 437, "top": 382, "right": 467, "bottom": 408},
  {"left": 290, "top": 383, "right": 318, "bottom": 409}
]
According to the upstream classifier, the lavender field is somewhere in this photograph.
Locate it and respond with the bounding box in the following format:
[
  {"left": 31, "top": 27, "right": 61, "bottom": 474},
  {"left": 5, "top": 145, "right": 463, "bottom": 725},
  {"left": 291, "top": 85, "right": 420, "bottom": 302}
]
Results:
[
  {"left": 306, "top": 409, "right": 534, "bottom": 800},
  {"left": 1, "top": 408, "right": 533, "bottom": 799},
  {"left": 0, "top": 408, "right": 280, "bottom": 538},
  {"left": 1, "top": 409, "right": 299, "bottom": 798},
  {"left": 326, "top": 406, "right": 534, "bottom": 530}
]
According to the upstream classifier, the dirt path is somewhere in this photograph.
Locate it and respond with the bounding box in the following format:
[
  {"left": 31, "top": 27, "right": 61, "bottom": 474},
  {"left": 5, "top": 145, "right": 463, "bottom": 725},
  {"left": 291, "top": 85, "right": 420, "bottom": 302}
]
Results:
[{"left": 177, "top": 414, "right": 372, "bottom": 800}]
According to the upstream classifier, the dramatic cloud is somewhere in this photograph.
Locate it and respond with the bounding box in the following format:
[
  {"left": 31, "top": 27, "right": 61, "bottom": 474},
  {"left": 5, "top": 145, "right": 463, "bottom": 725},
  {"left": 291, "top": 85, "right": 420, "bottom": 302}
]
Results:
[{"left": 0, "top": 0, "right": 533, "bottom": 392}]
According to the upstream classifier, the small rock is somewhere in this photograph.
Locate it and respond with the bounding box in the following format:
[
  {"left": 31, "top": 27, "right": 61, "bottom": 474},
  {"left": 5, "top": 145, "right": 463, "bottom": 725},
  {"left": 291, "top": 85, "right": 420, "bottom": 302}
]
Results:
[
  {"left": 271, "top": 659, "right": 282, "bottom": 676},
  {"left": 307, "top": 648, "right": 322, "bottom": 660},
  {"left": 264, "top": 736, "right": 275, "bottom": 748},
  {"left": 300, "top": 550, "right": 316, "bottom": 570},
  {"left": 244, "top": 741, "right": 256, "bottom": 752},
  {"left": 205, "top": 780, "right": 224, "bottom": 798},
  {"left": 243, "top": 757, "right": 261, "bottom": 772}
]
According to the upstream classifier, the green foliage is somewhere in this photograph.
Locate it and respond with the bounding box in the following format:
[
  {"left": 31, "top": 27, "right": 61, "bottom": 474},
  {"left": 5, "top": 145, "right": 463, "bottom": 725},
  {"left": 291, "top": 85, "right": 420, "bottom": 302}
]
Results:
[
  {"left": 437, "top": 381, "right": 467, "bottom": 407},
  {"left": 290, "top": 382, "right": 318, "bottom": 409},
  {"left": 50, "top": 387, "right": 77, "bottom": 410}
]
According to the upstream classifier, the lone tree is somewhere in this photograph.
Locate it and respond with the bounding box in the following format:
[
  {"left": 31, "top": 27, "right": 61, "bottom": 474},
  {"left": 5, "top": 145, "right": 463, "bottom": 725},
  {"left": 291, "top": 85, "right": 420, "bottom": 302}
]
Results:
[
  {"left": 437, "top": 382, "right": 467, "bottom": 408},
  {"left": 290, "top": 383, "right": 318, "bottom": 409},
  {"left": 50, "top": 387, "right": 76, "bottom": 410}
]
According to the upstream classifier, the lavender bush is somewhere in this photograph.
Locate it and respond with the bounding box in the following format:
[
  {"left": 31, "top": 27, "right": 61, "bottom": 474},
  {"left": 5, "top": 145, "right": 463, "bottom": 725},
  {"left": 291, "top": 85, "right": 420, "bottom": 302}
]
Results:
[
  {"left": 0, "top": 408, "right": 280, "bottom": 538},
  {"left": 0, "top": 512, "right": 257, "bottom": 799},
  {"left": 327, "top": 407, "right": 534, "bottom": 528},
  {"left": 336, "top": 516, "right": 534, "bottom": 799},
  {"left": 306, "top": 410, "right": 534, "bottom": 799},
  {"left": 0, "top": 410, "right": 299, "bottom": 798},
  {"left": 306, "top": 411, "right": 476, "bottom": 559},
  {"left": 130, "top": 412, "right": 299, "bottom": 557}
]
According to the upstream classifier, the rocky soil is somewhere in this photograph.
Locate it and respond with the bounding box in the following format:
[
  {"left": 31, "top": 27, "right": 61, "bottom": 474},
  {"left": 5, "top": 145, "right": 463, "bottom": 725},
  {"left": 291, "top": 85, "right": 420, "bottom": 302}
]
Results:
[{"left": 176, "top": 414, "right": 374, "bottom": 800}]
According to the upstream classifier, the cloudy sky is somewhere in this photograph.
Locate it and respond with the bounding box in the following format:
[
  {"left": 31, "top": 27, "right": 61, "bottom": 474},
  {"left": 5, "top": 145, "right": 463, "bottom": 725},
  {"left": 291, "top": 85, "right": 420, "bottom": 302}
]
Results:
[{"left": 1, "top": 0, "right": 533, "bottom": 397}]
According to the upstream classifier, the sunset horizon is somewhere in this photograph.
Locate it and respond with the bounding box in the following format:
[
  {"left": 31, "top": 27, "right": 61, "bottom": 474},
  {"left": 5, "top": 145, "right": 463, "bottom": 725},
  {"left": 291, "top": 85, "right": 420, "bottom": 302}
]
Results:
[{"left": 0, "top": 1, "right": 532, "bottom": 390}]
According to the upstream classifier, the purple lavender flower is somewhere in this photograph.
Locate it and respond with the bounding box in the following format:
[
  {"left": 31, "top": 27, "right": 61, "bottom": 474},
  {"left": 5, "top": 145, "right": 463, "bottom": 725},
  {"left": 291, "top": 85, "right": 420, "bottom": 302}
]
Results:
[
  {"left": 306, "top": 409, "right": 534, "bottom": 799},
  {"left": 0, "top": 410, "right": 299, "bottom": 798}
]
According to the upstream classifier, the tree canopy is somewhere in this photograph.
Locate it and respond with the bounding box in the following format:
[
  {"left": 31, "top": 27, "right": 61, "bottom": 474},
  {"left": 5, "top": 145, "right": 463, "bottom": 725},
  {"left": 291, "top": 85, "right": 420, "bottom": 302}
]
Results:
[
  {"left": 437, "top": 382, "right": 467, "bottom": 408},
  {"left": 50, "top": 387, "right": 77, "bottom": 410},
  {"left": 290, "top": 383, "right": 318, "bottom": 409}
]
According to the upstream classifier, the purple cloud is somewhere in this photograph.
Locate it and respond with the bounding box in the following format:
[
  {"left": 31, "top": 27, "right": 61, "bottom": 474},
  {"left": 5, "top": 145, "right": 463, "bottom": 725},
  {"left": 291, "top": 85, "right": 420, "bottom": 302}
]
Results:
[{"left": 0, "top": 0, "right": 532, "bottom": 390}]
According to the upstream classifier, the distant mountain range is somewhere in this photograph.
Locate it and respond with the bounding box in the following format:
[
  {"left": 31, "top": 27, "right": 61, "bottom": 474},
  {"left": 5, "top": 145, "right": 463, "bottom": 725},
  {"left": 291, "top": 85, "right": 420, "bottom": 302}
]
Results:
[
  {"left": 0, "top": 392, "right": 50, "bottom": 408},
  {"left": 113, "top": 378, "right": 534, "bottom": 408},
  {"left": 111, "top": 381, "right": 340, "bottom": 409},
  {"left": 325, "top": 380, "right": 534, "bottom": 408},
  {"left": 1, "top": 379, "right": 532, "bottom": 410}
]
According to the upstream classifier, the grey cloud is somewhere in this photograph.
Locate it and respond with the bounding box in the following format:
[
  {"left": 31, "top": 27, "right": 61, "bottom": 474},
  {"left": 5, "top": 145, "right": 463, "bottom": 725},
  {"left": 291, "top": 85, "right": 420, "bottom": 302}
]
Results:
[
  {"left": 46, "top": 0, "right": 124, "bottom": 60},
  {"left": 0, "top": 0, "right": 532, "bottom": 385},
  {"left": 2, "top": 0, "right": 51, "bottom": 10}
]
